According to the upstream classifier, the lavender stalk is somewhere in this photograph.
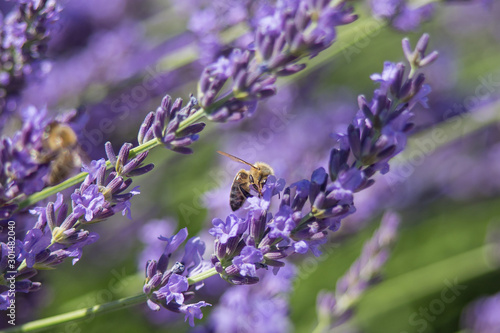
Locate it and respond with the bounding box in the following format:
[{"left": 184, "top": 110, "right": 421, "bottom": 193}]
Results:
[
  {"left": 0, "top": 0, "right": 61, "bottom": 123},
  {"left": 314, "top": 212, "right": 400, "bottom": 331}
]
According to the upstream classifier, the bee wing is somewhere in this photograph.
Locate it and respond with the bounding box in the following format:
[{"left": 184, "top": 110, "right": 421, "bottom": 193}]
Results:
[{"left": 217, "top": 151, "right": 260, "bottom": 170}]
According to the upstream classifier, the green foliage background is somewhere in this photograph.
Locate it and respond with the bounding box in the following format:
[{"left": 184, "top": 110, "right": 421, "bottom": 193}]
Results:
[{"left": 28, "top": 2, "right": 500, "bottom": 332}]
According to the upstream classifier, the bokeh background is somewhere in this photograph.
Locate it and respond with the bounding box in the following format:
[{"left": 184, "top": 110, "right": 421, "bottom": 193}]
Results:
[{"left": 2, "top": 0, "right": 500, "bottom": 332}]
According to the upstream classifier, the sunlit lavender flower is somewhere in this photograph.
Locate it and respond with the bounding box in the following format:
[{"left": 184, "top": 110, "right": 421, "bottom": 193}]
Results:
[
  {"left": 138, "top": 94, "right": 205, "bottom": 155},
  {"left": 142, "top": 228, "right": 212, "bottom": 326},
  {"left": 0, "top": 114, "right": 158, "bottom": 307},
  {"left": 316, "top": 212, "right": 400, "bottom": 328},
  {"left": 461, "top": 291, "right": 500, "bottom": 333}
]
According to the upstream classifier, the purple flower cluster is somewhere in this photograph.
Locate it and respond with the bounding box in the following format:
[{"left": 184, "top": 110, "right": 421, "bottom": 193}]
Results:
[
  {"left": 370, "top": 0, "right": 435, "bottom": 31},
  {"left": 0, "top": 145, "right": 150, "bottom": 309},
  {"left": 0, "top": 0, "right": 61, "bottom": 119},
  {"left": 197, "top": 0, "right": 357, "bottom": 122},
  {"left": 142, "top": 228, "right": 211, "bottom": 327},
  {"left": 137, "top": 95, "right": 205, "bottom": 155},
  {"left": 173, "top": 0, "right": 272, "bottom": 65},
  {"left": 207, "top": 34, "right": 436, "bottom": 285},
  {"left": 316, "top": 212, "right": 400, "bottom": 327},
  {"left": 0, "top": 81, "right": 213, "bottom": 309}
]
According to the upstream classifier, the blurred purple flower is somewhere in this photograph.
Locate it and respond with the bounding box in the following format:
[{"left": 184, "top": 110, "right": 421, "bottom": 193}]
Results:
[
  {"left": 206, "top": 264, "right": 295, "bottom": 333},
  {"left": 370, "top": 0, "right": 435, "bottom": 32},
  {"left": 462, "top": 292, "right": 500, "bottom": 333},
  {"left": 0, "top": 0, "right": 61, "bottom": 122}
]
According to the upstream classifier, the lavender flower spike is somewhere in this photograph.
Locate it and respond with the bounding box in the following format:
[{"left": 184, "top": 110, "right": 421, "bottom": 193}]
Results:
[
  {"left": 0, "top": 0, "right": 61, "bottom": 121},
  {"left": 143, "top": 228, "right": 212, "bottom": 326},
  {"left": 316, "top": 212, "right": 401, "bottom": 328},
  {"left": 197, "top": 0, "right": 358, "bottom": 122}
]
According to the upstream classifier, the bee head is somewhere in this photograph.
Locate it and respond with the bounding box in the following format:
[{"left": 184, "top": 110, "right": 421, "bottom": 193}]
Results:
[{"left": 250, "top": 162, "right": 274, "bottom": 195}]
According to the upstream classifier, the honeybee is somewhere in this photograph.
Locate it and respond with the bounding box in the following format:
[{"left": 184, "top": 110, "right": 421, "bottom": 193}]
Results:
[
  {"left": 40, "top": 122, "right": 84, "bottom": 185},
  {"left": 217, "top": 151, "right": 274, "bottom": 211}
]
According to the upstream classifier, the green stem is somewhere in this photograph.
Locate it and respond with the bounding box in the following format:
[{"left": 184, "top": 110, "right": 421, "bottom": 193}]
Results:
[
  {"left": 312, "top": 315, "right": 331, "bottom": 333},
  {"left": 187, "top": 267, "right": 218, "bottom": 284},
  {"left": 16, "top": 109, "right": 208, "bottom": 210},
  {"left": 2, "top": 294, "right": 147, "bottom": 333},
  {"left": 354, "top": 244, "right": 498, "bottom": 325},
  {"left": 2, "top": 267, "right": 220, "bottom": 333}
]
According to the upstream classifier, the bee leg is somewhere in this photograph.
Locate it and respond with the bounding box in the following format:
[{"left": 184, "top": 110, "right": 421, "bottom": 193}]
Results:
[{"left": 238, "top": 184, "right": 253, "bottom": 198}]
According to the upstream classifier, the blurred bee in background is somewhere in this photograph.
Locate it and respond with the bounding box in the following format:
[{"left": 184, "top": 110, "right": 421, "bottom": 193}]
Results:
[
  {"left": 39, "top": 121, "right": 84, "bottom": 185},
  {"left": 217, "top": 151, "right": 274, "bottom": 211}
]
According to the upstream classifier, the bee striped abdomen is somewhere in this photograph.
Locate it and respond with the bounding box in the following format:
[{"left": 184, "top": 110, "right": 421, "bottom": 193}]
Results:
[{"left": 230, "top": 170, "right": 252, "bottom": 211}]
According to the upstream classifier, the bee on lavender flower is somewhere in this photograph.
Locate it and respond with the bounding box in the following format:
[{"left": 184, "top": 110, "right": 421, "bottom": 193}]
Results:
[
  {"left": 217, "top": 151, "right": 274, "bottom": 211},
  {"left": 39, "top": 122, "right": 84, "bottom": 185}
]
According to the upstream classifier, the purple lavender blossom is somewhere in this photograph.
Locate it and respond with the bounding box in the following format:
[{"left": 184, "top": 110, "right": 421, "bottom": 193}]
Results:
[
  {"left": 143, "top": 228, "right": 212, "bottom": 326},
  {"left": 209, "top": 214, "right": 248, "bottom": 244},
  {"left": 370, "top": 0, "right": 435, "bottom": 32},
  {"left": 180, "top": 301, "right": 211, "bottom": 327},
  {"left": 230, "top": 246, "right": 264, "bottom": 277},
  {"left": 139, "top": 94, "right": 205, "bottom": 155},
  {"left": 462, "top": 292, "right": 500, "bottom": 333},
  {"left": 0, "top": 112, "right": 156, "bottom": 306},
  {"left": 197, "top": 0, "right": 357, "bottom": 122},
  {"left": 173, "top": 0, "right": 272, "bottom": 65},
  {"left": 0, "top": 0, "right": 61, "bottom": 122},
  {"left": 316, "top": 212, "right": 400, "bottom": 328}
]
